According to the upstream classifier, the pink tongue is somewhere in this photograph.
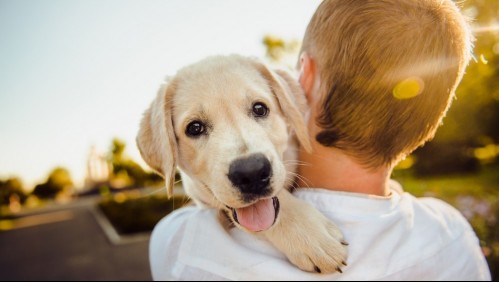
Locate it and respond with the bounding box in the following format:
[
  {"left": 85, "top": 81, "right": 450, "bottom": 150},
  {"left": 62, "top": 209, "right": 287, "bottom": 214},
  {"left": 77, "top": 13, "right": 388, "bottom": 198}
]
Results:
[{"left": 235, "top": 198, "right": 275, "bottom": 232}]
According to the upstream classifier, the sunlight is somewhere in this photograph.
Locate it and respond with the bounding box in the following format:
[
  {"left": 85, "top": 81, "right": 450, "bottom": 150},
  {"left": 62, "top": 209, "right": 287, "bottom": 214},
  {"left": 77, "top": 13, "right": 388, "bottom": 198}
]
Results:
[
  {"left": 388, "top": 57, "right": 458, "bottom": 84},
  {"left": 393, "top": 77, "right": 424, "bottom": 100},
  {"left": 472, "top": 24, "right": 499, "bottom": 34}
]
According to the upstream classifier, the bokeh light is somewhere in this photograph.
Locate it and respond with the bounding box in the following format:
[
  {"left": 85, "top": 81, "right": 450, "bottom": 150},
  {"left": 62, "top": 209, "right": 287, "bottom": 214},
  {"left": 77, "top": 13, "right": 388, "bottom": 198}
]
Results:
[{"left": 392, "top": 77, "right": 425, "bottom": 100}]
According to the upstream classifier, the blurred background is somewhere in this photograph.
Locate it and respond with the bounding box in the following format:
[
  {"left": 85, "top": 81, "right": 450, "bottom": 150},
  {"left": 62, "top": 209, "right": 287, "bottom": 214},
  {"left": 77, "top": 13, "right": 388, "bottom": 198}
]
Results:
[{"left": 0, "top": 0, "right": 497, "bottom": 280}]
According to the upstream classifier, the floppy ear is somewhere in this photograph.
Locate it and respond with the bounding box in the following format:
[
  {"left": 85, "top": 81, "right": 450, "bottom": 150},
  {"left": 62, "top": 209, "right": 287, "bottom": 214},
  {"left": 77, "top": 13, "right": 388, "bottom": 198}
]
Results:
[
  {"left": 136, "top": 80, "right": 178, "bottom": 197},
  {"left": 252, "top": 61, "right": 312, "bottom": 153}
]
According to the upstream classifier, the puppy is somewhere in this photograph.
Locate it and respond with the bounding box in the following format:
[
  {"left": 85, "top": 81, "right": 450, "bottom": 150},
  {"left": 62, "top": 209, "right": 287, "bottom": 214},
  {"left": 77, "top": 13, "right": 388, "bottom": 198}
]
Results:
[{"left": 137, "top": 55, "right": 347, "bottom": 273}]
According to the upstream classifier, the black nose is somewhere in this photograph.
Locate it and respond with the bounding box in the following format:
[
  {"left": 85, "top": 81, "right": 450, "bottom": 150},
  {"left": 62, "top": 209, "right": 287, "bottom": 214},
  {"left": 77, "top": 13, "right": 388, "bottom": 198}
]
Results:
[{"left": 228, "top": 153, "right": 272, "bottom": 195}]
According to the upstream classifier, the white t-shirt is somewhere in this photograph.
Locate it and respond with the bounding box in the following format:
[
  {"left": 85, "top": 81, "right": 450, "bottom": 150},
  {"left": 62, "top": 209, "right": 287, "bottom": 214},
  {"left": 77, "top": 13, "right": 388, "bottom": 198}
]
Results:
[{"left": 149, "top": 181, "right": 491, "bottom": 281}]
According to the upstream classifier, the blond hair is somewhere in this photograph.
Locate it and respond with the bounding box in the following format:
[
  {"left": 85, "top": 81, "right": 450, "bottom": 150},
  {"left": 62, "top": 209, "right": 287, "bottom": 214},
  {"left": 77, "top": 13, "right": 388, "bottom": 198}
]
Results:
[{"left": 300, "top": 0, "right": 473, "bottom": 168}]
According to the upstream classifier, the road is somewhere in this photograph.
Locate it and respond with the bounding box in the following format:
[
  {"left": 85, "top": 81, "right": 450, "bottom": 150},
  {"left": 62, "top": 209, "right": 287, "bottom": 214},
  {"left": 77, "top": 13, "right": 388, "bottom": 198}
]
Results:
[{"left": 0, "top": 201, "right": 152, "bottom": 281}]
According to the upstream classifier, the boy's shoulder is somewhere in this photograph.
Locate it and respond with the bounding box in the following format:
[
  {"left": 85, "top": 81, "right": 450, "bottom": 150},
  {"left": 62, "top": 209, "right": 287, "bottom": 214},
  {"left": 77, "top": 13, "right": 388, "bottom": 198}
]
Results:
[
  {"left": 403, "top": 192, "right": 475, "bottom": 237},
  {"left": 392, "top": 193, "right": 490, "bottom": 280},
  {"left": 385, "top": 180, "right": 473, "bottom": 235}
]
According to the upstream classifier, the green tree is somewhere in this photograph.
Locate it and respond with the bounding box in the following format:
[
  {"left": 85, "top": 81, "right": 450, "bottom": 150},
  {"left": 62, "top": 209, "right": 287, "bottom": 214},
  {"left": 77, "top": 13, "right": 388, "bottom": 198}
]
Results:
[
  {"left": 411, "top": 1, "right": 499, "bottom": 174},
  {"left": 432, "top": 1, "right": 499, "bottom": 145},
  {"left": 111, "top": 138, "right": 126, "bottom": 162},
  {"left": 109, "top": 138, "right": 162, "bottom": 188},
  {"left": 0, "top": 178, "right": 26, "bottom": 206},
  {"left": 262, "top": 35, "right": 300, "bottom": 67},
  {"left": 32, "top": 167, "right": 73, "bottom": 199}
]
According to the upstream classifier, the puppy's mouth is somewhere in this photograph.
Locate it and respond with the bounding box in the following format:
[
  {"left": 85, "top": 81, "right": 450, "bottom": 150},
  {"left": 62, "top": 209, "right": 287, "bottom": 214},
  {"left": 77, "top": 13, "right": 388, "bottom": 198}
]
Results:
[{"left": 228, "top": 196, "right": 280, "bottom": 232}]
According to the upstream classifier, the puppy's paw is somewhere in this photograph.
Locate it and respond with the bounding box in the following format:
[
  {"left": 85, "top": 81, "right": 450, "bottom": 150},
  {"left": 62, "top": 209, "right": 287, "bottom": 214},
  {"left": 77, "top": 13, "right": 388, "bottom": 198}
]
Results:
[
  {"left": 284, "top": 210, "right": 348, "bottom": 274},
  {"left": 264, "top": 191, "right": 348, "bottom": 274}
]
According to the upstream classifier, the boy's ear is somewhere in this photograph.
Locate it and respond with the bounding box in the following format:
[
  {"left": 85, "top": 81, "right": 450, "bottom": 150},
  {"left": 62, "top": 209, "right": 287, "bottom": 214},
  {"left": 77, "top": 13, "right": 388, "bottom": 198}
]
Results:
[
  {"left": 298, "top": 52, "right": 316, "bottom": 101},
  {"left": 136, "top": 80, "right": 178, "bottom": 197}
]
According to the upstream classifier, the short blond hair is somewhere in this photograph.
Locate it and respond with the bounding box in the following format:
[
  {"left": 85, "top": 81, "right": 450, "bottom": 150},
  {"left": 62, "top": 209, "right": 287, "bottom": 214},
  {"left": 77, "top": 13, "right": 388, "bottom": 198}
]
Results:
[{"left": 301, "top": 0, "right": 473, "bottom": 168}]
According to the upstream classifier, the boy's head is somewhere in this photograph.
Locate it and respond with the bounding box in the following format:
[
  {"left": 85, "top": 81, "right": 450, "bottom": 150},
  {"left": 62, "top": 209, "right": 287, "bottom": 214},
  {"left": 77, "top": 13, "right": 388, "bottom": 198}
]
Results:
[{"left": 299, "top": 0, "right": 473, "bottom": 168}]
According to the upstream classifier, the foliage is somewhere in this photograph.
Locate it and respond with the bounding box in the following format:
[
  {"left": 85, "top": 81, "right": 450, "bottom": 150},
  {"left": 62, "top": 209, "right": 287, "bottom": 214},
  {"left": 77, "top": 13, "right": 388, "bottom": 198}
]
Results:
[
  {"left": 0, "top": 178, "right": 26, "bottom": 206},
  {"left": 411, "top": 1, "right": 499, "bottom": 172},
  {"left": 108, "top": 138, "right": 163, "bottom": 188},
  {"left": 411, "top": 142, "right": 480, "bottom": 176},
  {"left": 98, "top": 193, "right": 188, "bottom": 234},
  {"left": 262, "top": 35, "right": 300, "bottom": 67},
  {"left": 32, "top": 167, "right": 73, "bottom": 199},
  {"left": 262, "top": 2, "right": 499, "bottom": 176}
]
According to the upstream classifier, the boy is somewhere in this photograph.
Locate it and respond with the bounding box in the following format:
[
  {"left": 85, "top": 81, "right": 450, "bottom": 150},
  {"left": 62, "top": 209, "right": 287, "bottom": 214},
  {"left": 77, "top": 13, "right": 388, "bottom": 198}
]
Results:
[{"left": 149, "top": 0, "right": 491, "bottom": 279}]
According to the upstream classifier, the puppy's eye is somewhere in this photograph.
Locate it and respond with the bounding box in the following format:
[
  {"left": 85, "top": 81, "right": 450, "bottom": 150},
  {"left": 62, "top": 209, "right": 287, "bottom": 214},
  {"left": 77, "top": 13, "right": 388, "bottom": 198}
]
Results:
[
  {"left": 186, "top": 121, "right": 205, "bottom": 137},
  {"left": 252, "top": 102, "right": 269, "bottom": 118}
]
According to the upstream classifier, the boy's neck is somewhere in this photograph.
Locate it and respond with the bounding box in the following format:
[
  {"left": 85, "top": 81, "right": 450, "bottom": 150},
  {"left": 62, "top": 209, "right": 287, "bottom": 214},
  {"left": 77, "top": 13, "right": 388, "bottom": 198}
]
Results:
[
  {"left": 297, "top": 58, "right": 392, "bottom": 196},
  {"left": 297, "top": 143, "right": 392, "bottom": 197}
]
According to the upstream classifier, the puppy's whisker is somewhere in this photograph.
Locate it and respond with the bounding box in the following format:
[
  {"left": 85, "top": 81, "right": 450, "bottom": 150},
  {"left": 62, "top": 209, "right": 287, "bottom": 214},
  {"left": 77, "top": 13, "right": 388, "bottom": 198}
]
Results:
[
  {"left": 286, "top": 176, "right": 301, "bottom": 189},
  {"left": 288, "top": 177, "right": 308, "bottom": 191},
  {"left": 140, "top": 187, "right": 166, "bottom": 198},
  {"left": 283, "top": 158, "right": 311, "bottom": 164},
  {"left": 283, "top": 159, "right": 310, "bottom": 165},
  {"left": 283, "top": 162, "right": 312, "bottom": 168},
  {"left": 283, "top": 147, "right": 308, "bottom": 152},
  {"left": 181, "top": 194, "right": 192, "bottom": 207},
  {"left": 287, "top": 171, "right": 312, "bottom": 188}
]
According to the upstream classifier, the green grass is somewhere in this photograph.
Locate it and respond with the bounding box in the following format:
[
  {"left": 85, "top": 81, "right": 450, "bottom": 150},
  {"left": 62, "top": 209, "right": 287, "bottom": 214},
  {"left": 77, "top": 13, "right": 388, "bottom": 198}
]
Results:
[{"left": 393, "top": 164, "right": 499, "bottom": 199}]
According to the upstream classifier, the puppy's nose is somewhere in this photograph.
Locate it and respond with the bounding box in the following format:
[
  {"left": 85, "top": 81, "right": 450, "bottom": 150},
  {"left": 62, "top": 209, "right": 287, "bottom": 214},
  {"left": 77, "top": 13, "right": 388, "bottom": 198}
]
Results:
[{"left": 228, "top": 153, "right": 272, "bottom": 195}]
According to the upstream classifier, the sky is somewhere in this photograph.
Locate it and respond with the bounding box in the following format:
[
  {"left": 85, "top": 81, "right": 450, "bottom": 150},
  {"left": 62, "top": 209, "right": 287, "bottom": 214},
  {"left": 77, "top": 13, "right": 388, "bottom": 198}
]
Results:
[{"left": 0, "top": 0, "right": 322, "bottom": 189}]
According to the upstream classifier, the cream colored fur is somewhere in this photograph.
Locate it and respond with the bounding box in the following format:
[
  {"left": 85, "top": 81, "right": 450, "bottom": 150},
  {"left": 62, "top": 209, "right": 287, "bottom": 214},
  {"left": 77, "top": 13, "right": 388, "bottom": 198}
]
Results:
[{"left": 137, "top": 55, "right": 347, "bottom": 273}]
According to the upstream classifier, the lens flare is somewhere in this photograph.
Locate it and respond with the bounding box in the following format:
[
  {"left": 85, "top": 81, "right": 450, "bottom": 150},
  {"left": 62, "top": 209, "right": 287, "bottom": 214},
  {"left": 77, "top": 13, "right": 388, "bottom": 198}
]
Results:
[
  {"left": 480, "top": 54, "right": 488, "bottom": 64},
  {"left": 393, "top": 77, "right": 424, "bottom": 100}
]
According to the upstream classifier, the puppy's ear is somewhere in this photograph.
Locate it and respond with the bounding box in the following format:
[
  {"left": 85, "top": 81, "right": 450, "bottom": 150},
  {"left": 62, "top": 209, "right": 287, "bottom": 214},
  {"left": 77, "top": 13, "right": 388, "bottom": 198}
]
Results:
[
  {"left": 136, "top": 81, "right": 178, "bottom": 197},
  {"left": 253, "top": 61, "right": 312, "bottom": 153}
]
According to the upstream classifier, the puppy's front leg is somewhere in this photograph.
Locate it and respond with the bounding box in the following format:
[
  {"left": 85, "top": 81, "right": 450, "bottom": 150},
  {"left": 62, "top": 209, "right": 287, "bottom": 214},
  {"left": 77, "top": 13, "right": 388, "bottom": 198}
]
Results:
[{"left": 263, "top": 189, "right": 348, "bottom": 273}]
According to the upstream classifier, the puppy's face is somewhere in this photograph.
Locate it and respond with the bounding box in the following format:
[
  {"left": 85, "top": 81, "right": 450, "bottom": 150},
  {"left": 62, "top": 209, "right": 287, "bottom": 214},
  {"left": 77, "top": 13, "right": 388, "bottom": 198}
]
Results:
[
  {"left": 137, "top": 56, "right": 310, "bottom": 232},
  {"left": 174, "top": 59, "right": 289, "bottom": 208}
]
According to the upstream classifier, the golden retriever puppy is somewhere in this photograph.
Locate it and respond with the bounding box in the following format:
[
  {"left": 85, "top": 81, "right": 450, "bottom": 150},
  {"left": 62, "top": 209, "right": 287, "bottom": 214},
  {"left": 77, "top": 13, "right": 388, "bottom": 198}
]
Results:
[{"left": 137, "top": 55, "right": 347, "bottom": 273}]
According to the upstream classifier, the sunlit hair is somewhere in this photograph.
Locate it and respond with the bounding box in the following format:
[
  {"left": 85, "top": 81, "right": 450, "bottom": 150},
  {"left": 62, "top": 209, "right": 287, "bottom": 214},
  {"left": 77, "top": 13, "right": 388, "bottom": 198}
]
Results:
[{"left": 300, "top": 0, "right": 473, "bottom": 168}]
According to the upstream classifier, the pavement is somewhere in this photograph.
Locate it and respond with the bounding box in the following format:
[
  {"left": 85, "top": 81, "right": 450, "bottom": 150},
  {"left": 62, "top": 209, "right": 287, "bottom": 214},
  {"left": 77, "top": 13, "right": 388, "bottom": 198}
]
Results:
[{"left": 0, "top": 198, "right": 152, "bottom": 281}]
